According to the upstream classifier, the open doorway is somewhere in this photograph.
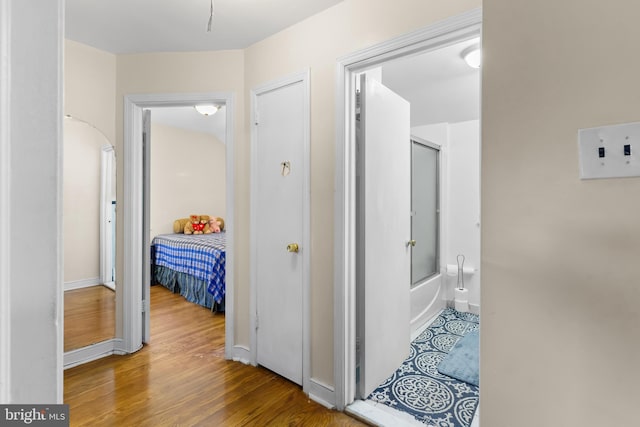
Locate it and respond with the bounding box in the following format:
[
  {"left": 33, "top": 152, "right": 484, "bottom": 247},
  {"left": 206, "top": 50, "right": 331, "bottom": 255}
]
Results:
[
  {"left": 122, "top": 92, "right": 236, "bottom": 357},
  {"left": 146, "top": 104, "right": 227, "bottom": 314},
  {"left": 335, "top": 9, "right": 482, "bottom": 426}
]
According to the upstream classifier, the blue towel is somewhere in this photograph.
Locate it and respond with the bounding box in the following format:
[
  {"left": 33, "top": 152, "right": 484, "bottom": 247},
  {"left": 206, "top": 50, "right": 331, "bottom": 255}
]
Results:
[{"left": 437, "top": 330, "right": 479, "bottom": 386}]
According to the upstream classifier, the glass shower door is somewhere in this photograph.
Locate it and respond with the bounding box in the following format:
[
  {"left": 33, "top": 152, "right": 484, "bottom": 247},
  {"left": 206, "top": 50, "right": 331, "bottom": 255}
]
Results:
[{"left": 411, "top": 138, "right": 439, "bottom": 286}]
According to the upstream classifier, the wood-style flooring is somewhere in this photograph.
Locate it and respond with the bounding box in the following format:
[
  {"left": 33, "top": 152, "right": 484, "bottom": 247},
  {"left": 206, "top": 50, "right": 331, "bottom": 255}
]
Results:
[
  {"left": 64, "top": 285, "right": 115, "bottom": 352},
  {"left": 64, "top": 285, "right": 366, "bottom": 427}
]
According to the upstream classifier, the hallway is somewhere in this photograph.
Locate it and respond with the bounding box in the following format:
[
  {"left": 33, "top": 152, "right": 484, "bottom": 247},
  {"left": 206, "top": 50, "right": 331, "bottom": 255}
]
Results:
[{"left": 64, "top": 286, "right": 364, "bottom": 426}]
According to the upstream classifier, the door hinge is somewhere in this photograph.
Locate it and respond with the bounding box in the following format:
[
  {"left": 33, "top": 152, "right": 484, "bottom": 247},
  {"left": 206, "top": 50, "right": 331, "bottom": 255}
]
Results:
[
  {"left": 255, "top": 314, "right": 259, "bottom": 330},
  {"left": 254, "top": 110, "right": 260, "bottom": 126},
  {"left": 141, "top": 299, "right": 149, "bottom": 313}
]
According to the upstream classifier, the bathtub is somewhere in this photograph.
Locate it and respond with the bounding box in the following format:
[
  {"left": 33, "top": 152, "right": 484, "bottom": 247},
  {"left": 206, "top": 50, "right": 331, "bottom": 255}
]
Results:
[{"left": 410, "top": 273, "right": 446, "bottom": 337}]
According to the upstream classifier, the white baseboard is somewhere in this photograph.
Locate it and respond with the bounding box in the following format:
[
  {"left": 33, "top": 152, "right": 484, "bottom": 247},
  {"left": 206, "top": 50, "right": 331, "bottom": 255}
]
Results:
[
  {"left": 63, "top": 338, "right": 123, "bottom": 369},
  {"left": 64, "top": 277, "right": 100, "bottom": 291},
  {"left": 228, "top": 344, "right": 252, "bottom": 365},
  {"left": 308, "top": 378, "right": 336, "bottom": 409},
  {"left": 447, "top": 300, "right": 480, "bottom": 316},
  {"left": 469, "top": 303, "right": 480, "bottom": 315}
]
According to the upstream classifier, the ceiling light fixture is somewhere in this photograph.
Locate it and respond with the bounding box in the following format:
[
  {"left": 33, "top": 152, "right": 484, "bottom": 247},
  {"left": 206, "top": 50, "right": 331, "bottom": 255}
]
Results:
[
  {"left": 461, "top": 44, "right": 481, "bottom": 69},
  {"left": 207, "top": 0, "right": 215, "bottom": 32},
  {"left": 194, "top": 104, "right": 220, "bottom": 116}
]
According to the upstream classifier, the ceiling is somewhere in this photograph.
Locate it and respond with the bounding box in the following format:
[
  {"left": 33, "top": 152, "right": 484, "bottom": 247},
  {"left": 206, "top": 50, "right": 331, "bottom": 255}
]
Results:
[
  {"left": 65, "top": 0, "right": 345, "bottom": 54},
  {"left": 149, "top": 106, "right": 227, "bottom": 143},
  {"left": 382, "top": 38, "right": 480, "bottom": 127},
  {"left": 65, "top": 1, "right": 479, "bottom": 137}
]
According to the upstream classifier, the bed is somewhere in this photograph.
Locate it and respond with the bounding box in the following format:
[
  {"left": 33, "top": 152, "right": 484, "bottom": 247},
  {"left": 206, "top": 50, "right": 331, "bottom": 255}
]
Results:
[{"left": 151, "top": 232, "right": 225, "bottom": 311}]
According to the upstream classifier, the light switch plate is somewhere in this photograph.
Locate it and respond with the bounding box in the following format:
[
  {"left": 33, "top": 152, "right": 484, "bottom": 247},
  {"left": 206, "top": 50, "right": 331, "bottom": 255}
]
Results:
[{"left": 578, "top": 121, "right": 640, "bottom": 179}]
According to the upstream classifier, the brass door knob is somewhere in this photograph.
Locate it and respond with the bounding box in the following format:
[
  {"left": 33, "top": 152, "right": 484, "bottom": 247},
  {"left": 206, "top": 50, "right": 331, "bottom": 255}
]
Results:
[{"left": 286, "top": 243, "right": 299, "bottom": 253}]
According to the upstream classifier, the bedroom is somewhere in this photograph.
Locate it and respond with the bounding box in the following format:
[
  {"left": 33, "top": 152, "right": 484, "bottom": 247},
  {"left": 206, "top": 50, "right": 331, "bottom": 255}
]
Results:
[{"left": 148, "top": 105, "right": 227, "bottom": 312}]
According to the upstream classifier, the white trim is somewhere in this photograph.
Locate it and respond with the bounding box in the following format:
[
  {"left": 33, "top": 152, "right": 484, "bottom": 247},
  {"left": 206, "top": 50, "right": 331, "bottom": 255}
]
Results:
[
  {"left": 334, "top": 8, "right": 482, "bottom": 410},
  {"left": 308, "top": 379, "right": 336, "bottom": 409},
  {"left": 346, "top": 400, "right": 427, "bottom": 426},
  {"left": 468, "top": 303, "right": 480, "bottom": 316},
  {"left": 230, "top": 345, "right": 252, "bottom": 365},
  {"left": 64, "top": 277, "right": 101, "bottom": 291},
  {"left": 63, "top": 339, "right": 124, "bottom": 370},
  {"left": 123, "top": 96, "right": 144, "bottom": 353},
  {"left": 249, "top": 69, "right": 311, "bottom": 391},
  {"left": 0, "top": 0, "right": 11, "bottom": 403},
  {"left": 100, "top": 145, "right": 116, "bottom": 286},
  {"left": 123, "top": 92, "right": 236, "bottom": 358},
  {"left": 54, "top": 0, "right": 65, "bottom": 403}
]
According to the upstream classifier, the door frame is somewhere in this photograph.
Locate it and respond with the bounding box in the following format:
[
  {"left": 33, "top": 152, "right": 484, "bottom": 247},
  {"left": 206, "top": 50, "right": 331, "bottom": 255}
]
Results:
[
  {"left": 100, "top": 144, "right": 116, "bottom": 289},
  {"left": 122, "top": 92, "right": 238, "bottom": 358},
  {"left": 333, "top": 8, "right": 482, "bottom": 409},
  {"left": 249, "top": 70, "right": 311, "bottom": 392}
]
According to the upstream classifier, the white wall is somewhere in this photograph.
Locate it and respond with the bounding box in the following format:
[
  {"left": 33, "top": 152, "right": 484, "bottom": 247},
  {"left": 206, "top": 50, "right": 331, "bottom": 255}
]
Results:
[
  {"left": 412, "top": 120, "right": 481, "bottom": 310},
  {"left": 446, "top": 120, "right": 480, "bottom": 307},
  {"left": 150, "top": 122, "right": 226, "bottom": 237}
]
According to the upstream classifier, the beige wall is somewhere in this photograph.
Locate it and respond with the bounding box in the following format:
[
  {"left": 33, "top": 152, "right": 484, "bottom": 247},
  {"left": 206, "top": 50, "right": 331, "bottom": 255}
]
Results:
[
  {"left": 115, "top": 50, "right": 246, "bottom": 339},
  {"left": 244, "top": 0, "right": 480, "bottom": 385},
  {"left": 150, "top": 123, "right": 226, "bottom": 237},
  {"left": 64, "top": 40, "right": 116, "bottom": 142},
  {"left": 63, "top": 119, "right": 107, "bottom": 283},
  {"left": 482, "top": 1, "right": 640, "bottom": 426},
  {"left": 63, "top": 40, "right": 116, "bottom": 285}
]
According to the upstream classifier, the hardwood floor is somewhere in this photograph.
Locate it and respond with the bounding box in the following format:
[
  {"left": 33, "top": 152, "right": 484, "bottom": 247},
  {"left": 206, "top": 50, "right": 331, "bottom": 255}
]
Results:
[
  {"left": 64, "top": 285, "right": 115, "bottom": 352},
  {"left": 64, "top": 285, "right": 366, "bottom": 426}
]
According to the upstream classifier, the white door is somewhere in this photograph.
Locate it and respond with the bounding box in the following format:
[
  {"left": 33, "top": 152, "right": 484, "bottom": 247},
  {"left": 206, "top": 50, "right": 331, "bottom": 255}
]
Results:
[
  {"left": 255, "top": 80, "right": 307, "bottom": 385},
  {"left": 142, "top": 109, "right": 151, "bottom": 343},
  {"left": 357, "top": 75, "right": 411, "bottom": 398}
]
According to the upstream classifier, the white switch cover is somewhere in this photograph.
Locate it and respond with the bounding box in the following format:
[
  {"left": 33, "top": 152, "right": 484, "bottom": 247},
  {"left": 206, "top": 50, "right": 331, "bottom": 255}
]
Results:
[{"left": 578, "top": 121, "right": 640, "bottom": 179}]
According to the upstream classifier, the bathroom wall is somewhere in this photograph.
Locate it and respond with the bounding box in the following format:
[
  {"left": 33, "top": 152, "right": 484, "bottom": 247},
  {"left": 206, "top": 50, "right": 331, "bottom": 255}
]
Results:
[
  {"left": 412, "top": 120, "right": 480, "bottom": 311},
  {"left": 447, "top": 120, "right": 480, "bottom": 308}
]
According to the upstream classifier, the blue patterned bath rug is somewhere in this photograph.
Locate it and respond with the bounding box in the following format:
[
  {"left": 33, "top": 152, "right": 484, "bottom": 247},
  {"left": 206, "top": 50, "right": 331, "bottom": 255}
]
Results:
[{"left": 367, "top": 308, "right": 480, "bottom": 427}]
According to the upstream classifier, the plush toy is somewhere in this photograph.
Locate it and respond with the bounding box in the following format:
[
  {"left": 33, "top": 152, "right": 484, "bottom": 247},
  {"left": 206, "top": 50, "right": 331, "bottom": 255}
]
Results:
[
  {"left": 173, "top": 215, "right": 220, "bottom": 234},
  {"left": 183, "top": 214, "right": 211, "bottom": 235},
  {"left": 183, "top": 215, "right": 199, "bottom": 235},
  {"left": 208, "top": 216, "right": 225, "bottom": 233}
]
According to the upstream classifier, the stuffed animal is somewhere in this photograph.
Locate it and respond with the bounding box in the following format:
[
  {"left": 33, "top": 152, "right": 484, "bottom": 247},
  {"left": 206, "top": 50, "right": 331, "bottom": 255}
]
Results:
[
  {"left": 173, "top": 215, "right": 220, "bottom": 234},
  {"left": 183, "top": 214, "right": 211, "bottom": 235},
  {"left": 208, "top": 216, "right": 225, "bottom": 233}
]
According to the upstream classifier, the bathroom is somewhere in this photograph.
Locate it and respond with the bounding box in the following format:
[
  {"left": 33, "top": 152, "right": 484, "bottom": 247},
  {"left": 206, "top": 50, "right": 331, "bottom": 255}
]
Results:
[{"left": 351, "top": 36, "right": 481, "bottom": 427}]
